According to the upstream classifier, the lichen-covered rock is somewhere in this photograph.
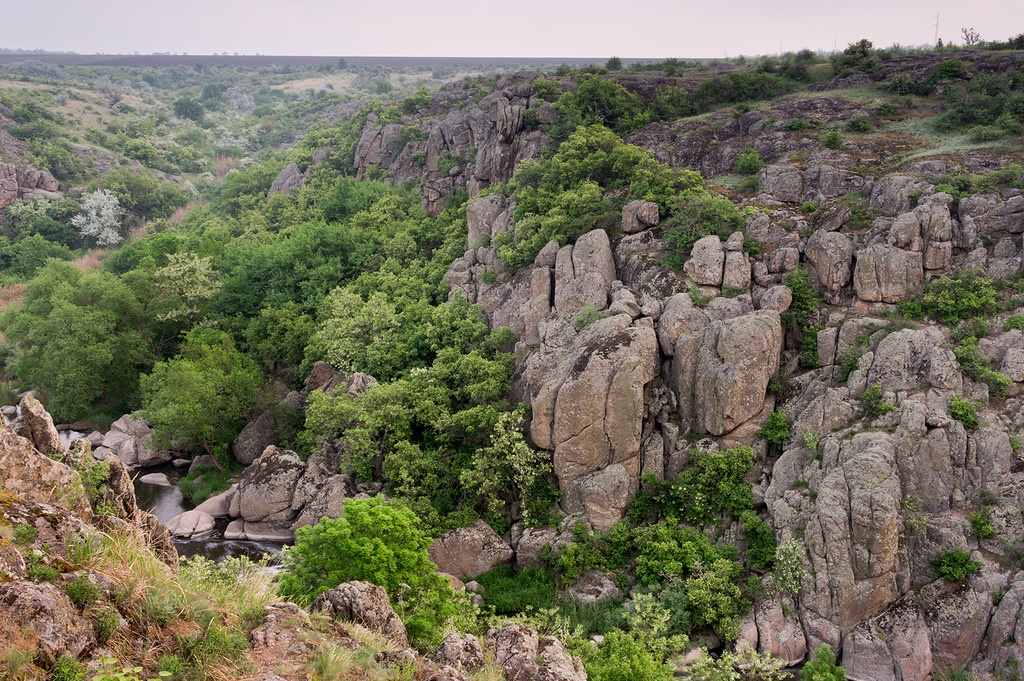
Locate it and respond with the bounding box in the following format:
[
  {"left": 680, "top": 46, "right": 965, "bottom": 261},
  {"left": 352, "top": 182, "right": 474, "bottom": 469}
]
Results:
[
  {"left": 165, "top": 510, "right": 216, "bottom": 538},
  {"left": 567, "top": 571, "right": 623, "bottom": 605},
  {"left": 485, "top": 622, "right": 586, "bottom": 681},
  {"left": 0, "top": 581, "right": 95, "bottom": 664},
  {"left": 311, "top": 581, "right": 409, "bottom": 648},
  {"left": 754, "top": 594, "right": 806, "bottom": 666},
  {"left": 804, "top": 230, "right": 853, "bottom": 304},
  {"left": 672, "top": 310, "right": 783, "bottom": 436},
  {"left": 429, "top": 521, "right": 514, "bottom": 579},
  {"left": 853, "top": 244, "right": 923, "bottom": 304},
  {"left": 621, "top": 199, "right": 659, "bottom": 233},
  {"left": 268, "top": 162, "right": 304, "bottom": 195},
  {"left": 869, "top": 175, "right": 933, "bottom": 216},
  {"left": 434, "top": 633, "right": 485, "bottom": 671},
  {"left": 228, "top": 446, "right": 305, "bottom": 525},
  {"left": 16, "top": 393, "right": 62, "bottom": 458},
  {"left": 233, "top": 391, "right": 304, "bottom": 465},
  {"left": 684, "top": 235, "right": 725, "bottom": 286},
  {"left": 561, "top": 463, "right": 635, "bottom": 533},
  {"left": 0, "top": 423, "right": 91, "bottom": 518},
  {"left": 101, "top": 414, "right": 167, "bottom": 468},
  {"left": 802, "top": 432, "right": 904, "bottom": 640}
]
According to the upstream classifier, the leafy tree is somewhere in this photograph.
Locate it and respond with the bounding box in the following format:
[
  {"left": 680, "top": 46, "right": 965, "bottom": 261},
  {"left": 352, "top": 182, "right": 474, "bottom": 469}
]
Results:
[
  {"left": 1, "top": 261, "right": 149, "bottom": 420},
  {"left": 583, "top": 630, "right": 675, "bottom": 681},
  {"left": 140, "top": 330, "right": 264, "bottom": 465},
  {"left": 72, "top": 189, "right": 124, "bottom": 246},
  {"left": 605, "top": 56, "right": 623, "bottom": 71},
  {"left": 152, "top": 252, "right": 221, "bottom": 325},
  {"left": 460, "top": 404, "right": 556, "bottom": 527},
  {"left": 278, "top": 497, "right": 463, "bottom": 648},
  {"left": 173, "top": 95, "right": 205, "bottom": 123}
]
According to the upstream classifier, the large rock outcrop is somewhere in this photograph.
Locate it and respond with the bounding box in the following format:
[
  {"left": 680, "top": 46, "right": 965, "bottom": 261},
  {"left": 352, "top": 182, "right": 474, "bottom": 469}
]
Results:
[
  {"left": 0, "top": 163, "right": 60, "bottom": 209},
  {"left": 428, "top": 521, "right": 514, "bottom": 580}
]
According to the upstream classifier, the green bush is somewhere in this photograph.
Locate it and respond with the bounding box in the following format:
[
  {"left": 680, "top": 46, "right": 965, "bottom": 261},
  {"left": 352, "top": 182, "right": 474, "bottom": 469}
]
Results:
[
  {"left": 860, "top": 382, "right": 895, "bottom": 417},
  {"left": 801, "top": 645, "right": 846, "bottom": 680},
  {"left": 969, "top": 507, "right": 995, "bottom": 539},
  {"left": 920, "top": 270, "right": 998, "bottom": 325},
  {"left": 822, "top": 127, "right": 843, "bottom": 150},
  {"left": 1004, "top": 314, "right": 1024, "bottom": 331},
  {"left": 474, "top": 565, "right": 557, "bottom": 614},
  {"left": 49, "top": 655, "right": 86, "bottom": 681},
  {"left": 933, "top": 549, "right": 982, "bottom": 582},
  {"left": 741, "top": 510, "right": 777, "bottom": 570},
  {"left": 65, "top": 573, "right": 101, "bottom": 611},
  {"left": 629, "top": 446, "right": 755, "bottom": 525},
  {"left": 278, "top": 497, "right": 464, "bottom": 648},
  {"left": 735, "top": 146, "right": 765, "bottom": 175},
  {"left": 846, "top": 115, "right": 872, "bottom": 132},
  {"left": 757, "top": 408, "right": 790, "bottom": 449},
  {"left": 662, "top": 188, "right": 747, "bottom": 256},
  {"left": 948, "top": 395, "right": 980, "bottom": 429},
  {"left": 954, "top": 336, "right": 1014, "bottom": 398},
  {"left": 582, "top": 630, "right": 675, "bottom": 681}
]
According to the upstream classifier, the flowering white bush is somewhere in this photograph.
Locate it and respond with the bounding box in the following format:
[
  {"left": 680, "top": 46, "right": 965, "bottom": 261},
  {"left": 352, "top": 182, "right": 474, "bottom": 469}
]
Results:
[{"left": 72, "top": 189, "right": 123, "bottom": 246}]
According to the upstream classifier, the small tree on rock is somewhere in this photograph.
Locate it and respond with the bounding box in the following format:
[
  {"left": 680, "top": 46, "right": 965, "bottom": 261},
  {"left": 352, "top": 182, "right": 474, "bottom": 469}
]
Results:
[{"left": 72, "top": 189, "right": 123, "bottom": 246}]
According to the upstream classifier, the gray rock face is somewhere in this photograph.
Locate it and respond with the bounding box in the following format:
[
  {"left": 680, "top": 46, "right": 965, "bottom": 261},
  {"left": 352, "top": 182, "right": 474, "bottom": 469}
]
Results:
[
  {"left": 869, "top": 175, "right": 933, "bottom": 216},
  {"left": 0, "top": 581, "right": 95, "bottom": 664},
  {"left": 759, "top": 164, "right": 805, "bottom": 203},
  {"left": 165, "top": 510, "right": 216, "bottom": 538},
  {"left": 984, "top": 571, "right": 1024, "bottom": 672},
  {"left": 561, "top": 463, "right": 635, "bottom": 533},
  {"left": 16, "top": 393, "right": 62, "bottom": 457},
  {"left": 485, "top": 623, "right": 586, "bottom": 681},
  {"left": 233, "top": 391, "right": 304, "bottom": 465},
  {"left": 672, "top": 310, "right": 783, "bottom": 436},
  {"left": 959, "top": 192, "right": 1024, "bottom": 235},
  {"left": 753, "top": 594, "right": 806, "bottom": 666},
  {"left": 684, "top": 235, "right": 726, "bottom": 286},
  {"left": 853, "top": 244, "right": 923, "bottom": 303},
  {"left": 228, "top": 446, "right": 305, "bottom": 525},
  {"left": 435, "top": 633, "right": 485, "bottom": 671},
  {"left": 840, "top": 598, "right": 932, "bottom": 681},
  {"left": 1, "top": 422, "right": 91, "bottom": 518},
  {"left": 0, "top": 163, "right": 60, "bottom": 209},
  {"left": 621, "top": 199, "right": 659, "bottom": 233},
  {"left": 101, "top": 414, "right": 167, "bottom": 468},
  {"left": 567, "top": 571, "right": 623, "bottom": 605},
  {"left": 268, "top": 162, "right": 304, "bottom": 195},
  {"left": 311, "top": 581, "right": 409, "bottom": 648},
  {"left": 804, "top": 231, "right": 853, "bottom": 304},
  {"left": 802, "top": 432, "right": 904, "bottom": 638},
  {"left": 428, "top": 520, "right": 514, "bottom": 579}
]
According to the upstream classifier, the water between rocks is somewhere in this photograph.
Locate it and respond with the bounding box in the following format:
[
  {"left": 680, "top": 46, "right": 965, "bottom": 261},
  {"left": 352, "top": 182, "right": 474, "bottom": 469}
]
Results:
[{"left": 132, "top": 463, "right": 284, "bottom": 562}]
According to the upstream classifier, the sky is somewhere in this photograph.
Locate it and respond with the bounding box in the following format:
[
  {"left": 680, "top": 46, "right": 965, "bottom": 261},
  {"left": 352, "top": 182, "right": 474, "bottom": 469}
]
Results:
[{"left": 1, "top": 0, "right": 1020, "bottom": 58}]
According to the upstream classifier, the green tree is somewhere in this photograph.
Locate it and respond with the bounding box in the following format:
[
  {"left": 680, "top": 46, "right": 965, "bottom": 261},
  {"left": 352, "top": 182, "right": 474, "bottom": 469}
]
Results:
[
  {"left": 1, "top": 261, "right": 149, "bottom": 420},
  {"left": 140, "top": 330, "right": 264, "bottom": 465},
  {"left": 278, "top": 497, "right": 462, "bottom": 647},
  {"left": 173, "top": 96, "right": 205, "bottom": 123}
]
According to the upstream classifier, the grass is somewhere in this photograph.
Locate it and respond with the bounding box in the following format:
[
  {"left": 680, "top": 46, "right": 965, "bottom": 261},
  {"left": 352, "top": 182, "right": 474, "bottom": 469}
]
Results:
[{"left": 881, "top": 116, "right": 1008, "bottom": 165}]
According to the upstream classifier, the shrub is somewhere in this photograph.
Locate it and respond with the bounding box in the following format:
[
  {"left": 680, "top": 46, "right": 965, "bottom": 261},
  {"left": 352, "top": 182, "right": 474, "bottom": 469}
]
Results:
[
  {"left": 735, "top": 146, "right": 765, "bottom": 175},
  {"left": 757, "top": 408, "right": 790, "bottom": 449},
  {"left": 954, "top": 336, "right": 1014, "bottom": 398},
  {"left": 1004, "top": 314, "right": 1024, "bottom": 331},
  {"left": 822, "top": 127, "right": 842, "bottom": 150},
  {"left": 741, "top": 511, "right": 777, "bottom": 570},
  {"left": 948, "top": 395, "right": 980, "bottom": 429},
  {"left": 662, "top": 188, "right": 747, "bottom": 254},
  {"left": 921, "top": 270, "right": 998, "bottom": 325},
  {"left": 50, "top": 655, "right": 86, "bottom": 681},
  {"left": 629, "top": 446, "right": 755, "bottom": 525},
  {"left": 278, "top": 497, "right": 463, "bottom": 648},
  {"left": 93, "top": 606, "right": 120, "bottom": 644},
  {"left": 861, "top": 382, "right": 895, "bottom": 417},
  {"left": 933, "top": 549, "right": 983, "bottom": 582},
  {"left": 846, "top": 115, "right": 872, "bottom": 132},
  {"left": 65, "top": 573, "right": 101, "bottom": 611},
  {"left": 582, "top": 630, "right": 675, "bottom": 681},
  {"left": 474, "top": 565, "right": 557, "bottom": 614},
  {"left": 574, "top": 303, "right": 602, "bottom": 330},
  {"left": 969, "top": 507, "right": 996, "bottom": 539},
  {"left": 801, "top": 645, "right": 846, "bottom": 680}
]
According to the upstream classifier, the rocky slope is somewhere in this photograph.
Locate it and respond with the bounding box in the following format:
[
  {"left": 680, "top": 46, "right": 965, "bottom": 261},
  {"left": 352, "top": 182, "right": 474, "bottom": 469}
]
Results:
[{"left": 357, "top": 54, "right": 1024, "bottom": 677}]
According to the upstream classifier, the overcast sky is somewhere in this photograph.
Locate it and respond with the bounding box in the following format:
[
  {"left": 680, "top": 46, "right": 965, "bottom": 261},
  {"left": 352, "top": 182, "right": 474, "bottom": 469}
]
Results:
[{"left": 1, "top": 0, "right": 1019, "bottom": 58}]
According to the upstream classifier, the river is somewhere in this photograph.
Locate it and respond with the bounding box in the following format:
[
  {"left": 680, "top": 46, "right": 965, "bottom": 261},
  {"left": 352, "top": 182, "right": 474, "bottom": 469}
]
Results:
[{"left": 131, "top": 463, "right": 285, "bottom": 562}]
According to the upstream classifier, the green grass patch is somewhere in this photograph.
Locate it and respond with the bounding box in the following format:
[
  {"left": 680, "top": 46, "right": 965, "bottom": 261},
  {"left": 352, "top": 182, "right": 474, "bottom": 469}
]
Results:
[{"left": 475, "top": 565, "right": 557, "bottom": 614}]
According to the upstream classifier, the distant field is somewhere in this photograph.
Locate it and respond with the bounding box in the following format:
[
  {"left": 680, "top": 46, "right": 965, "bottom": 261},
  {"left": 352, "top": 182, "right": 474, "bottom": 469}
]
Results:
[{"left": 0, "top": 54, "right": 642, "bottom": 68}]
